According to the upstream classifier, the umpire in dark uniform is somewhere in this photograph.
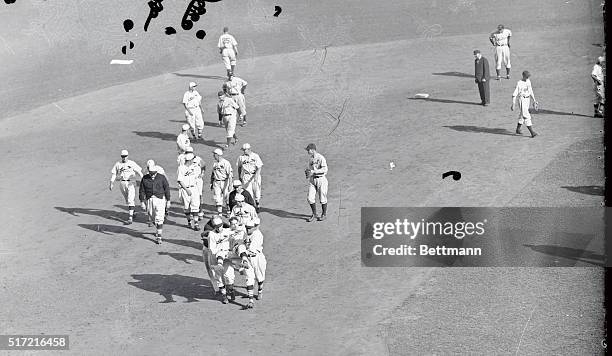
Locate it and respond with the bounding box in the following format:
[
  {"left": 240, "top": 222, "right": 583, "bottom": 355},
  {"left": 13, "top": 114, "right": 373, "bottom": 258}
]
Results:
[{"left": 474, "top": 49, "right": 491, "bottom": 106}]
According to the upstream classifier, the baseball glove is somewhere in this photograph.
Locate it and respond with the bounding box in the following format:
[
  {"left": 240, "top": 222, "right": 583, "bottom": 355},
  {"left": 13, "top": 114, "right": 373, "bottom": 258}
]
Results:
[{"left": 533, "top": 101, "right": 540, "bottom": 111}]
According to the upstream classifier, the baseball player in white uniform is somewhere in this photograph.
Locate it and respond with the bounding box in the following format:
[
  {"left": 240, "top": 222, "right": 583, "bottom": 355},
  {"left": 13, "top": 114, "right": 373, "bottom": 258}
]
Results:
[
  {"left": 177, "top": 152, "right": 203, "bottom": 230},
  {"left": 489, "top": 24, "right": 512, "bottom": 80},
  {"left": 109, "top": 149, "right": 143, "bottom": 224},
  {"left": 244, "top": 217, "right": 266, "bottom": 301},
  {"left": 183, "top": 82, "right": 204, "bottom": 140},
  {"left": 236, "top": 143, "right": 263, "bottom": 210},
  {"left": 511, "top": 71, "right": 539, "bottom": 138},
  {"left": 230, "top": 194, "right": 258, "bottom": 226},
  {"left": 592, "top": 56, "right": 605, "bottom": 118},
  {"left": 177, "top": 146, "right": 206, "bottom": 221},
  {"left": 217, "top": 90, "right": 240, "bottom": 148},
  {"left": 177, "top": 124, "right": 192, "bottom": 154},
  {"left": 207, "top": 216, "right": 236, "bottom": 304},
  {"left": 218, "top": 26, "right": 238, "bottom": 77},
  {"left": 305, "top": 143, "right": 328, "bottom": 222},
  {"left": 224, "top": 73, "right": 248, "bottom": 126},
  {"left": 210, "top": 148, "right": 233, "bottom": 216}
]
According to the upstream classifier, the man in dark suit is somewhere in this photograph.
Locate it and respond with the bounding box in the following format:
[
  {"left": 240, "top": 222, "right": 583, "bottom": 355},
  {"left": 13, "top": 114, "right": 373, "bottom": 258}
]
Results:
[{"left": 474, "top": 49, "right": 491, "bottom": 106}]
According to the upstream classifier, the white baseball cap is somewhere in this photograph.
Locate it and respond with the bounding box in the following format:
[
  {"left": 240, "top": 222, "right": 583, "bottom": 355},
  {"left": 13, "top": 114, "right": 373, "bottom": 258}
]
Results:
[
  {"left": 245, "top": 219, "right": 255, "bottom": 228},
  {"left": 189, "top": 81, "right": 197, "bottom": 88},
  {"left": 182, "top": 124, "right": 190, "bottom": 131},
  {"left": 212, "top": 217, "right": 223, "bottom": 227},
  {"left": 149, "top": 165, "right": 159, "bottom": 172},
  {"left": 147, "top": 159, "right": 155, "bottom": 168},
  {"left": 235, "top": 194, "right": 245, "bottom": 202},
  {"left": 184, "top": 153, "right": 195, "bottom": 161},
  {"left": 213, "top": 148, "right": 223, "bottom": 155},
  {"left": 232, "top": 179, "right": 242, "bottom": 187},
  {"left": 185, "top": 146, "right": 194, "bottom": 153},
  {"left": 120, "top": 149, "right": 129, "bottom": 156},
  {"left": 241, "top": 143, "right": 251, "bottom": 150}
]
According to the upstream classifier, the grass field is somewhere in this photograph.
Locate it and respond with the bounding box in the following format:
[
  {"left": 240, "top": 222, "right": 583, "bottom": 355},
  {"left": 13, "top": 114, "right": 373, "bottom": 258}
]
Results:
[{"left": 0, "top": 0, "right": 605, "bottom": 354}]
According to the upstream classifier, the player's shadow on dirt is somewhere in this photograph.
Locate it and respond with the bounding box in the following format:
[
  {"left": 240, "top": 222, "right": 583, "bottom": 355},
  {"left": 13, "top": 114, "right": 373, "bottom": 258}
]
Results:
[
  {"left": 561, "top": 185, "right": 604, "bottom": 196},
  {"left": 535, "top": 109, "right": 591, "bottom": 118},
  {"left": 78, "top": 223, "right": 158, "bottom": 244},
  {"left": 432, "top": 71, "right": 474, "bottom": 78},
  {"left": 133, "top": 131, "right": 220, "bottom": 148},
  {"left": 523, "top": 244, "right": 605, "bottom": 267},
  {"left": 128, "top": 274, "right": 217, "bottom": 303},
  {"left": 55, "top": 206, "right": 127, "bottom": 224},
  {"left": 258, "top": 206, "right": 312, "bottom": 221},
  {"left": 173, "top": 73, "right": 227, "bottom": 81},
  {"left": 163, "top": 238, "right": 203, "bottom": 250},
  {"left": 158, "top": 252, "right": 203, "bottom": 264},
  {"left": 168, "top": 119, "right": 224, "bottom": 128},
  {"left": 408, "top": 97, "right": 481, "bottom": 106},
  {"left": 443, "top": 125, "right": 517, "bottom": 136}
]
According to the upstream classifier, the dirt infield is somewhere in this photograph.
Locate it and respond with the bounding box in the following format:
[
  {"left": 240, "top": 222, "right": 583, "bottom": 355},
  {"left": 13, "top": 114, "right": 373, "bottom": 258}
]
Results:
[{"left": 0, "top": 0, "right": 605, "bottom": 354}]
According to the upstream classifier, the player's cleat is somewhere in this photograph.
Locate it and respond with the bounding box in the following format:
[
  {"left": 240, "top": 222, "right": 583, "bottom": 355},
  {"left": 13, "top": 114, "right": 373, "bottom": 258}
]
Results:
[
  {"left": 516, "top": 128, "right": 522, "bottom": 135},
  {"left": 147, "top": 221, "right": 152, "bottom": 227},
  {"left": 125, "top": 217, "right": 133, "bottom": 225},
  {"left": 218, "top": 121, "right": 223, "bottom": 127},
  {"left": 246, "top": 300, "right": 254, "bottom": 309},
  {"left": 229, "top": 290, "right": 236, "bottom": 301},
  {"left": 317, "top": 215, "right": 327, "bottom": 221},
  {"left": 224, "top": 144, "right": 229, "bottom": 149},
  {"left": 256, "top": 290, "right": 263, "bottom": 300},
  {"left": 156, "top": 235, "right": 162, "bottom": 244},
  {"left": 496, "top": 76, "right": 501, "bottom": 80},
  {"left": 222, "top": 296, "right": 229, "bottom": 304},
  {"left": 193, "top": 223, "right": 200, "bottom": 231},
  {"left": 506, "top": 75, "right": 510, "bottom": 79},
  {"left": 531, "top": 132, "right": 538, "bottom": 138},
  {"left": 306, "top": 215, "right": 316, "bottom": 222}
]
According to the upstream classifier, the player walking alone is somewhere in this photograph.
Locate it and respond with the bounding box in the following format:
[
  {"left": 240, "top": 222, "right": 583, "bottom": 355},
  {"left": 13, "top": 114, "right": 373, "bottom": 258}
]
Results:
[
  {"left": 511, "top": 71, "right": 539, "bottom": 138},
  {"left": 304, "top": 143, "right": 329, "bottom": 222}
]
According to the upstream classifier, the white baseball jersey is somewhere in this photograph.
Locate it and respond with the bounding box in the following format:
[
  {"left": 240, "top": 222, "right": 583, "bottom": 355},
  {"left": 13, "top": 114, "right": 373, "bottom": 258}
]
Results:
[
  {"left": 183, "top": 89, "right": 202, "bottom": 109},
  {"left": 218, "top": 33, "right": 237, "bottom": 50},
  {"left": 512, "top": 79, "right": 534, "bottom": 98},
  {"left": 245, "top": 229, "right": 264, "bottom": 255},
  {"left": 177, "top": 162, "right": 201, "bottom": 188},
  {"left": 237, "top": 152, "right": 263, "bottom": 176},
  {"left": 209, "top": 227, "right": 233, "bottom": 258},
  {"left": 308, "top": 152, "right": 328, "bottom": 176},
  {"left": 111, "top": 160, "right": 143, "bottom": 181},
  {"left": 225, "top": 77, "right": 247, "bottom": 95},
  {"left": 491, "top": 29, "right": 512, "bottom": 46},
  {"left": 217, "top": 96, "right": 239, "bottom": 116},
  {"left": 176, "top": 133, "right": 191, "bottom": 153},
  {"left": 211, "top": 158, "right": 233, "bottom": 181}
]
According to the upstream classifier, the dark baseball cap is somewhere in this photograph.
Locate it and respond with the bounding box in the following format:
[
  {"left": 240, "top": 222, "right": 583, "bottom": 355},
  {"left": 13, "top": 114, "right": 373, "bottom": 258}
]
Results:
[{"left": 305, "top": 143, "right": 317, "bottom": 151}]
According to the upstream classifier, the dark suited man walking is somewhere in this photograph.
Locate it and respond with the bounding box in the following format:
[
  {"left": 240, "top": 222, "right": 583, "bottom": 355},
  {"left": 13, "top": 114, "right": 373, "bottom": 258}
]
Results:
[{"left": 474, "top": 49, "right": 491, "bottom": 106}]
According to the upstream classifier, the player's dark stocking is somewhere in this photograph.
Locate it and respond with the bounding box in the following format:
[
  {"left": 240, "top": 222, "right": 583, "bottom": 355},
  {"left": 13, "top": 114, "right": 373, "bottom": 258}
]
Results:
[
  {"left": 309, "top": 203, "right": 317, "bottom": 216},
  {"left": 515, "top": 123, "right": 522, "bottom": 134},
  {"left": 527, "top": 125, "right": 538, "bottom": 138},
  {"left": 321, "top": 203, "right": 327, "bottom": 216},
  {"left": 246, "top": 285, "right": 254, "bottom": 300}
]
